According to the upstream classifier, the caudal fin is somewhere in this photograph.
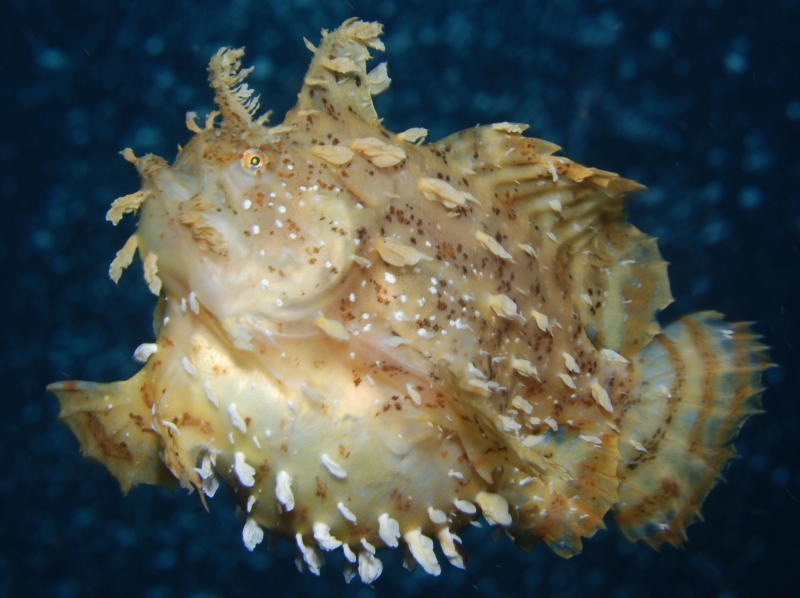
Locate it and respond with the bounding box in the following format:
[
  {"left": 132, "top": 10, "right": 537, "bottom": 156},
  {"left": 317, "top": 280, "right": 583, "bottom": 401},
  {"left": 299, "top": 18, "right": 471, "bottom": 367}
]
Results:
[{"left": 612, "top": 311, "right": 769, "bottom": 548}]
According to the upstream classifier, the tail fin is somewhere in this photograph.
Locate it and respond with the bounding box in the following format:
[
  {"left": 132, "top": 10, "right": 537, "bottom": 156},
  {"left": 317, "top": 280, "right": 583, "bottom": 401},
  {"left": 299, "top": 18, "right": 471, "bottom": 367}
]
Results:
[
  {"left": 612, "top": 311, "right": 769, "bottom": 548},
  {"left": 47, "top": 370, "right": 176, "bottom": 494}
]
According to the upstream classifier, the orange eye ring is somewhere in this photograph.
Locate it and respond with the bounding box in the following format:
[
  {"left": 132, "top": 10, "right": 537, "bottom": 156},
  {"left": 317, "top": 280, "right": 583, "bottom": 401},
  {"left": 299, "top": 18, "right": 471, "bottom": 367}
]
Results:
[{"left": 242, "top": 148, "right": 267, "bottom": 173}]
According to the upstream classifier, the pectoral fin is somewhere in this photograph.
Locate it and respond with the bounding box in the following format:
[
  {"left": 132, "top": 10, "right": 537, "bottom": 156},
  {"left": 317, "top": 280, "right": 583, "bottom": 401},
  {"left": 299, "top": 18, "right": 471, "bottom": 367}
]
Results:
[{"left": 47, "top": 370, "right": 176, "bottom": 494}]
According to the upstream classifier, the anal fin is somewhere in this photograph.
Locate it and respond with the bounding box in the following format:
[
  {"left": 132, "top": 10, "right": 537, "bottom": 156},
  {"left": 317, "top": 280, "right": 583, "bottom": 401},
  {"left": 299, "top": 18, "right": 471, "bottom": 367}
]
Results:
[
  {"left": 507, "top": 429, "right": 620, "bottom": 559},
  {"left": 47, "top": 370, "right": 176, "bottom": 494}
]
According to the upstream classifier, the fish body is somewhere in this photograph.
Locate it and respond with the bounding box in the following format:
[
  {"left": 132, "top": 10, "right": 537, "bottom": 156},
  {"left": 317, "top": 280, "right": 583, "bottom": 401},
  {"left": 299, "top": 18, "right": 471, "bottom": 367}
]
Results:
[{"left": 48, "top": 19, "right": 768, "bottom": 582}]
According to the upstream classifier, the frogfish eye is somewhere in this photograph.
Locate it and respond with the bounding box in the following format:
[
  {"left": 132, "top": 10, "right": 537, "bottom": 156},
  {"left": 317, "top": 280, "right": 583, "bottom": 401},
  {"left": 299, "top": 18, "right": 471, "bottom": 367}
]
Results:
[{"left": 242, "top": 148, "right": 267, "bottom": 173}]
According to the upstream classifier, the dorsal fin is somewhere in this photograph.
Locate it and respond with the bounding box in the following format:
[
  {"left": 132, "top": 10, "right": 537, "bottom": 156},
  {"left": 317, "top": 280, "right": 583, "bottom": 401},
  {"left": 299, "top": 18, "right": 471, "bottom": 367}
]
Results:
[
  {"left": 207, "top": 47, "right": 263, "bottom": 127},
  {"left": 568, "top": 219, "right": 672, "bottom": 357},
  {"left": 429, "top": 125, "right": 672, "bottom": 357},
  {"left": 287, "top": 19, "right": 390, "bottom": 127}
]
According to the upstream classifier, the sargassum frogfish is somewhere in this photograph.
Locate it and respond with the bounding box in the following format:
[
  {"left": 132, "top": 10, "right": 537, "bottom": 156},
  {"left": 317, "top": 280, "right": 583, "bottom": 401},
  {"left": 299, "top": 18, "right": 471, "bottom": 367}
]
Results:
[{"left": 48, "top": 19, "right": 770, "bottom": 583}]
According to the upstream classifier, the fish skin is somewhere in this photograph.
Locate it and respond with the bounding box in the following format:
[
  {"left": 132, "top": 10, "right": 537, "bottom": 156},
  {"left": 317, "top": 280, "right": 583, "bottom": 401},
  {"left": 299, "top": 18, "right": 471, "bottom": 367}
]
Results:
[{"left": 47, "top": 18, "right": 769, "bottom": 577}]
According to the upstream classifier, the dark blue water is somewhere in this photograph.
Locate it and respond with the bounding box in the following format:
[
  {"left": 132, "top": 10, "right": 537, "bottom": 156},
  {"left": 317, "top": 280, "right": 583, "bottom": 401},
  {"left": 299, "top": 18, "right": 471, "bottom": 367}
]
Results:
[{"left": 2, "top": 1, "right": 797, "bottom": 596}]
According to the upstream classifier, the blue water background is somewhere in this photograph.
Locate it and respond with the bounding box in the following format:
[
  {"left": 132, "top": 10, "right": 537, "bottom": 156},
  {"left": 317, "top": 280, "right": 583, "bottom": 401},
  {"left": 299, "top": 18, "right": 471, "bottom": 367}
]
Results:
[{"left": 1, "top": 0, "right": 798, "bottom": 596}]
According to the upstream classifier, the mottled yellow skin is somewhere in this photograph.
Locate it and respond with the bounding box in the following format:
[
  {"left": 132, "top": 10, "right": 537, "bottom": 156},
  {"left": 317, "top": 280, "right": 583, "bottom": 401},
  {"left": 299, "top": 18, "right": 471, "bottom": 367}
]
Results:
[{"left": 49, "top": 19, "right": 768, "bottom": 581}]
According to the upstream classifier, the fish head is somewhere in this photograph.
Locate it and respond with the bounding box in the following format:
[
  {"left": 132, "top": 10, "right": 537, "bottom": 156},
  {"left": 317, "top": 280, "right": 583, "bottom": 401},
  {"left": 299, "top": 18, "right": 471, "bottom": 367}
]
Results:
[{"left": 133, "top": 116, "right": 364, "bottom": 338}]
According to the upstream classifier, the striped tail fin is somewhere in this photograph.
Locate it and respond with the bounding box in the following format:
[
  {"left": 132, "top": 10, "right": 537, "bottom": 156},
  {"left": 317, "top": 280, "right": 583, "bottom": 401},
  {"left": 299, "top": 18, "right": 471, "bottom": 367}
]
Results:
[{"left": 612, "top": 311, "right": 769, "bottom": 548}]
